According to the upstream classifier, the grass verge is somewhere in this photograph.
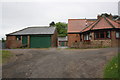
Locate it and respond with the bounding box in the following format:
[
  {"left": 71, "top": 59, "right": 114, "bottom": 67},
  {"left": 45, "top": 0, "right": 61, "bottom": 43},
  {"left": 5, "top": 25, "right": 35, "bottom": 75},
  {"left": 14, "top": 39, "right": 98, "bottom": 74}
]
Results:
[
  {"left": 0, "top": 50, "right": 13, "bottom": 64},
  {"left": 66, "top": 46, "right": 110, "bottom": 49},
  {"left": 103, "top": 53, "right": 119, "bottom": 78}
]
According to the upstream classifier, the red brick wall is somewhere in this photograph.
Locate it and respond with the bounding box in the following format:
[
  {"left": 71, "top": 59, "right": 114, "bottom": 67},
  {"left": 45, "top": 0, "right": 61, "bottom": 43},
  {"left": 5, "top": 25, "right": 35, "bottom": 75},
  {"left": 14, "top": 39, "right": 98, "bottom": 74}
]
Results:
[
  {"left": 6, "top": 36, "right": 22, "bottom": 48},
  {"left": 68, "top": 34, "right": 80, "bottom": 47},
  {"left": 51, "top": 29, "right": 58, "bottom": 47},
  {"left": 68, "top": 30, "right": 119, "bottom": 48},
  {"left": 111, "top": 30, "right": 120, "bottom": 47}
]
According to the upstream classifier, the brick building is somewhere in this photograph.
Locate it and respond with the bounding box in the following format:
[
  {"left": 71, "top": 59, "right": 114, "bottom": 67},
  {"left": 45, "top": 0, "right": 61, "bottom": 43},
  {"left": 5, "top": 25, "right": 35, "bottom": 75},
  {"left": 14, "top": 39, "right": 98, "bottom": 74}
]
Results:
[
  {"left": 6, "top": 27, "right": 58, "bottom": 48},
  {"left": 68, "top": 15, "right": 120, "bottom": 48},
  {"left": 58, "top": 36, "right": 68, "bottom": 47}
]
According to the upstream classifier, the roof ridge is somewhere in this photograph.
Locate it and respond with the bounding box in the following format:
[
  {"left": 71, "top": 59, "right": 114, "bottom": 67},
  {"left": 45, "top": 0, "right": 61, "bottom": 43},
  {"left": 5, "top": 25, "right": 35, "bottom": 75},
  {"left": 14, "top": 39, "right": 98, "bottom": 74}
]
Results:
[
  {"left": 81, "top": 18, "right": 100, "bottom": 32},
  {"left": 28, "top": 26, "right": 50, "bottom": 28},
  {"left": 104, "top": 17, "right": 115, "bottom": 28},
  {"left": 68, "top": 19, "right": 97, "bottom": 20},
  {"left": 6, "top": 26, "right": 56, "bottom": 36},
  {"left": 6, "top": 27, "right": 29, "bottom": 36},
  {"left": 90, "top": 17, "right": 102, "bottom": 30},
  {"left": 69, "top": 19, "right": 87, "bottom": 20}
]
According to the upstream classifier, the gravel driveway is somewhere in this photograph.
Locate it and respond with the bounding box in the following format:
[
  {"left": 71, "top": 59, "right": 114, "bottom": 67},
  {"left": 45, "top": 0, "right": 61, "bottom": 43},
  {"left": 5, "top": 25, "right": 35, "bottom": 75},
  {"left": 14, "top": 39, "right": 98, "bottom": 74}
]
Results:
[{"left": 2, "top": 48, "right": 118, "bottom": 78}]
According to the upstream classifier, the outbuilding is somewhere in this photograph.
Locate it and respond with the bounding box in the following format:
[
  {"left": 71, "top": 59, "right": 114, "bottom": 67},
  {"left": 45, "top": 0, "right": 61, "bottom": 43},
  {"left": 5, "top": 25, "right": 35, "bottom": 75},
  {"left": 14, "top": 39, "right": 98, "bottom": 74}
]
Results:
[
  {"left": 6, "top": 26, "right": 58, "bottom": 48},
  {"left": 58, "top": 36, "right": 68, "bottom": 47}
]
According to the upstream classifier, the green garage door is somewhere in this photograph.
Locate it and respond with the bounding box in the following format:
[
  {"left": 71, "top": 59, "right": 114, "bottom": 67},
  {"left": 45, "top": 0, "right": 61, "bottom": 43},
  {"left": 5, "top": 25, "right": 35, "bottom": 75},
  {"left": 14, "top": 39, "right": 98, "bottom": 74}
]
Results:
[{"left": 30, "top": 35, "right": 51, "bottom": 48}]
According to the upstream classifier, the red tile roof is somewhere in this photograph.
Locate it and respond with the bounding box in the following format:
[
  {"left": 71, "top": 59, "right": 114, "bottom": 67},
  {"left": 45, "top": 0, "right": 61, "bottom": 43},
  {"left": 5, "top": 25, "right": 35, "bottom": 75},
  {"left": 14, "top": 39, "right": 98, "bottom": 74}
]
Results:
[
  {"left": 82, "top": 17, "right": 120, "bottom": 32},
  {"left": 106, "top": 18, "right": 120, "bottom": 28},
  {"left": 68, "top": 19, "right": 95, "bottom": 33}
]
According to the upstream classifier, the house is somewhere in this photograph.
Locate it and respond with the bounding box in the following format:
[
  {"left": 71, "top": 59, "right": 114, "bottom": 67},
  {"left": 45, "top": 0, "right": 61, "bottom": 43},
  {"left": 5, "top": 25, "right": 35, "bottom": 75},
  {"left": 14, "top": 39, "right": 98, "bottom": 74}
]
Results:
[
  {"left": 58, "top": 36, "right": 68, "bottom": 47},
  {"left": 68, "top": 15, "right": 120, "bottom": 48},
  {"left": 6, "top": 26, "right": 58, "bottom": 48},
  {"left": 68, "top": 19, "right": 97, "bottom": 47}
]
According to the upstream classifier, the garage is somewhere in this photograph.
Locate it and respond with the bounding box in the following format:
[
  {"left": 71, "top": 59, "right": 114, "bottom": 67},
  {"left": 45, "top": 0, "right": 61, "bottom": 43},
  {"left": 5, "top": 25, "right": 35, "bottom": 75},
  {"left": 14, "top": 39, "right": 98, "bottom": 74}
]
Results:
[
  {"left": 30, "top": 35, "right": 51, "bottom": 48},
  {"left": 6, "top": 26, "right": 58, "bottom": 48}
]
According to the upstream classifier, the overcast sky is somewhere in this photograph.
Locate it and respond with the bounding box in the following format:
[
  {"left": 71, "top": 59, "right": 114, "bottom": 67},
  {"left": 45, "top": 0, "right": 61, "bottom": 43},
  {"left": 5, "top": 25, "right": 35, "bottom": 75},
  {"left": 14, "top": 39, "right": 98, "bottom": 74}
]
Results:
[{"left": 0, "top": 0, "right": 119, "bottom": 39}]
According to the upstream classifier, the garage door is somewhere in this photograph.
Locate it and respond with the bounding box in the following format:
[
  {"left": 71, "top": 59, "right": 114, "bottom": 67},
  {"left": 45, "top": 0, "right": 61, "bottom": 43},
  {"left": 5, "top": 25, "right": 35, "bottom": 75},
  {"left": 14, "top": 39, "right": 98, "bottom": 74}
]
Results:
[{"left": 30, "top": 35, "right": 51, "bottom": 48}]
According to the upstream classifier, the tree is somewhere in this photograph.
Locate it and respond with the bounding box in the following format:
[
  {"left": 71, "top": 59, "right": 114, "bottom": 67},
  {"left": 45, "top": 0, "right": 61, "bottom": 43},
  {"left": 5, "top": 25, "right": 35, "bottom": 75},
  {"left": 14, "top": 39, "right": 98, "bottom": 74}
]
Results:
[
  {"left": 49, "top": 21, "right": 55, "bottom": 27},
  {"left": 55, "top": 22, "right": 67, "bottom": 37},
  {"left": 2, "top": 38, "right": 5, "bottom": 42},
  {"left": 101, "top": 13, "right": 110, "bottom": 17}
]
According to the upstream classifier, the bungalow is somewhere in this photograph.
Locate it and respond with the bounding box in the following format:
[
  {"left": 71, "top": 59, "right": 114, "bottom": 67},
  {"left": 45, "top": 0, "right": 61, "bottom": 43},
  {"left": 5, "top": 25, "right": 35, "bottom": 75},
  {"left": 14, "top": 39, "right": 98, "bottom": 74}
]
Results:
[
  {"left": 68, "top": 15, "right": 120, "bottom": 48},
  {"left": 6, "top": 27, "right": 58, "bottom": 48}
]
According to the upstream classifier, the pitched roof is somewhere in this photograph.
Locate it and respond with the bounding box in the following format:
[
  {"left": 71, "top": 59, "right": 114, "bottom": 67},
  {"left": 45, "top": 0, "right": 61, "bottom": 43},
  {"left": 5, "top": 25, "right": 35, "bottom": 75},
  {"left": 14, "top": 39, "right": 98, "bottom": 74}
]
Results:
[
  {"left": 58, "top": 36, "right": 68, "bottom": 41},
  {"left": 68, "top": 19, "right": 96, "bottom": 33},
  {"left": 6, "top": 26, "right": 56, "bottom": 35},
  {"left": 82, "top": 17, "right": 120, "bottom": 32}
]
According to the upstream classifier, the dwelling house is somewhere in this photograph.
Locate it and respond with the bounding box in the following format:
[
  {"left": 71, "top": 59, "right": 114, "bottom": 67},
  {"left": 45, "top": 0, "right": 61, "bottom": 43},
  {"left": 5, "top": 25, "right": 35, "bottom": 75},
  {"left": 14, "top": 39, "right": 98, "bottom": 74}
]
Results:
[
  {"left": 6, "top": 27, "right": 58, "bottom": 48},
  {"left": 68, "top": 15, "right": 120, "bottom": 48},
  {"left": 68, "top": 19, "right": 97, "bottom": 47}
]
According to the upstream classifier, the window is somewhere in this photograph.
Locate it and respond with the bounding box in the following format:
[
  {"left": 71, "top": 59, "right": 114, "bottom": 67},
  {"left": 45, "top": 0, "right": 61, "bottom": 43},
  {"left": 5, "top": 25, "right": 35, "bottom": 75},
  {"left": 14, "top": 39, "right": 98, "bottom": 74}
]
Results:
[
  {"left": 95, "top": 32, "right": 99, "bottom": 38},
  {"left": 116, "top": 31, "right": 120, "bottom": 38},
  {"left": 84, "top": 33, "right": 90, "bottom": 40},
  {"left": 16, "top": 36, "right": 21, "bottom": 40},
  {"left": 106, "top": 31, "right": 111, "bottom": 38},
  {"left": 94, "top": 31, "right": 111, "bottom": 39},
  {"left": 100, "top": 32, "right": 104, "bottom": 38}
]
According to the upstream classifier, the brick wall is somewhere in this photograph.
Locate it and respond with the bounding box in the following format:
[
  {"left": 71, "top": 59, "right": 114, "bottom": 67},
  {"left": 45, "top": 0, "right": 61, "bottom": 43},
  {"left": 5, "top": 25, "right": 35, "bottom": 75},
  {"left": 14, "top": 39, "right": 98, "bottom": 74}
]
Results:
[
  {"left": 68, "top": 30, "right": 119, "bottom": 48},
  {"left": 72, "top": 40, "right": 111, "bottom": 48},
  {"left": 111, "top": 30, "right": 119, "bottom": 47},
  {"left": 6, "top": 36, "right": 22, "bottom": 48},
  {"left": 68, "top": 33, "right": 80, "bottom": 47},
  {"left": 51, "top": 29, "right": 58, "bottom": 47}
]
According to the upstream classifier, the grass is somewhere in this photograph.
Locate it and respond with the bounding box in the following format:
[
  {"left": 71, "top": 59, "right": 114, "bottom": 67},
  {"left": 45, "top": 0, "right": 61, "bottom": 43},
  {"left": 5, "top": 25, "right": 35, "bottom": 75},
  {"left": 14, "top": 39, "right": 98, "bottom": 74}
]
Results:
[
  {"left": 103, "top": 53, "right": 119, "bottom": 79},
  {"left": 0, "top": 50, "right": 13, "bottom": 64},
  {"left": 66, "top": 46, "right": 110, "bottom": 50},
  {"left": 11, "top": 47, "right": 50, "bottom": 49}
]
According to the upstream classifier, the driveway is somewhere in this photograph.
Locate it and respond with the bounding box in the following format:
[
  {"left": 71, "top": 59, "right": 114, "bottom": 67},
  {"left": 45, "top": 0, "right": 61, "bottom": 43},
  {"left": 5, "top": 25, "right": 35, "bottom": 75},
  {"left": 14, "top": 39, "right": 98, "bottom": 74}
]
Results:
[{"left": 2, "top": 48, "right": 118, "bottom": 78}]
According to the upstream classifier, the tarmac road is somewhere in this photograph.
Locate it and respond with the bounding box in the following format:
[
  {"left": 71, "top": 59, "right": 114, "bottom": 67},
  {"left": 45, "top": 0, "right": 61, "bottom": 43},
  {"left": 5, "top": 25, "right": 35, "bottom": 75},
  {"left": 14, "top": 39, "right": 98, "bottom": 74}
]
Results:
[{"left": 2, "top": 48, "right": 118, "bottom": 78}]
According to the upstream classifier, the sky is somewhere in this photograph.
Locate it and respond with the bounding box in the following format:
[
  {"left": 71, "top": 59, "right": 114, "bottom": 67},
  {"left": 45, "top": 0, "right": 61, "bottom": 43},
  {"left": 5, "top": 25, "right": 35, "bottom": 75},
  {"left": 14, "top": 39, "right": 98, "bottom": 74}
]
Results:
[{"left": 0, "top": 0, "right": 120, "bottom": 39}]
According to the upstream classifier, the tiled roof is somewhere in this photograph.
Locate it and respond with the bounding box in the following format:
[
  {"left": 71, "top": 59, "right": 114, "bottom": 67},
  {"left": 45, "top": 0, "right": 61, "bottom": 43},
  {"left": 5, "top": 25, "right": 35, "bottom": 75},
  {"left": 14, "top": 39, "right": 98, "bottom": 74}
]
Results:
[
  {"left": 106, "top": 18, "right": 120, "bottom": 28},
  {"left": 68, "top": 19, "right": 96, "bottom": 33},
  {"left": 82, "top": 17, "right": 120, "bottom": 32},
  {"left": 6, "top": 26, "right": 56, "bottom": 35}
]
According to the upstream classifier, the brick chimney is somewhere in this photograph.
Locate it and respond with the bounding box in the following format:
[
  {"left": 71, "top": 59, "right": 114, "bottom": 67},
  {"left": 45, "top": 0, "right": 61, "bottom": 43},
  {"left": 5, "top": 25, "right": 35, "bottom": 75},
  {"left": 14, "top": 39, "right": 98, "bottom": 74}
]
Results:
[
  {"left": 97, "top": 15, "right": 101, "bottom": 19},
  {"left": 108, "top": 13, "right": 113, "bottom": 19}
]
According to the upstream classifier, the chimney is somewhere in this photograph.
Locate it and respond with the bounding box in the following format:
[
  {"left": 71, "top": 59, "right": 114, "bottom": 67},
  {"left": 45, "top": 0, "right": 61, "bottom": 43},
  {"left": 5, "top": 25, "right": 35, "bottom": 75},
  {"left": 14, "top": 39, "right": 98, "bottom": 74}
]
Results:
[
  {"left": 109, "top": 13, "right": 113, "bottom": 19},
  {"left": 97, "top": 15, "right": 101, "bottom": 19},
  {"left": 85, "top": 19, "right": 88, "bottom": 27}
]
